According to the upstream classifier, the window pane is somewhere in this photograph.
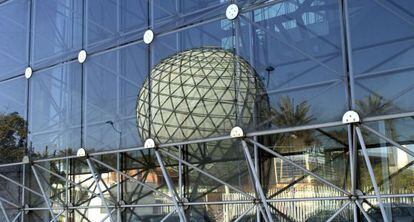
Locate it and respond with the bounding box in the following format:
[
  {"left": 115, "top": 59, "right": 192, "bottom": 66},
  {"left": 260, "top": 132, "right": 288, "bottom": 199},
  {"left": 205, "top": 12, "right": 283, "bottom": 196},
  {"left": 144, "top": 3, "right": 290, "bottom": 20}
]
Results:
[
  {"left": 85, "top": 0, "right": 148, "bottom": 53},
  {"left": 152, "top": 0, "right": 228, "bottom": 33},
  {"left": 262, "top": 126, "right": 350, "bottom": 199},
  {"left": 238, "top": 0, "right": 348, "bottom": 132},
  {"left": 84, "top": 43, "right": 148, "bottom": 151},
  {"left": 147, "top": 20, "right": 235, "bottom": 143},
  {"left": 0, "top": 77, "right": 27, "bottom": 164},
  {"left": 29, "top": 61, "right": 82, "bottom": 158},
  {"left": 349, "top": 0, "right": 414, "bottom": 117},
  {"left": 358, "top": 117, "right": 414, "bottom": 196},
  {"left": 0, "top": 0, "right": 29, "bottom": 81},
  {"left": 31, "top": 0, "right": 83, "bottom": 68}
]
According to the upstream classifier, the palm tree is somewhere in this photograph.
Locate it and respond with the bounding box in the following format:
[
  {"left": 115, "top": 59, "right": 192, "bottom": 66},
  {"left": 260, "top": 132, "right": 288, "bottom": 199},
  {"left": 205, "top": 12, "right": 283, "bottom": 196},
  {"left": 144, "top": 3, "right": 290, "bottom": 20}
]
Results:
[
  {"left": 355, "top": 94, "right": 403, "bottom": 192},
  {"left": 355, "top": 94, "right": 395, "bottom": 117},
  {"left": 269, "top": 96, "right": 316, "bottom": 153},
  {"left": 271, "top": 96, "right": 315, "bottom": 127}
]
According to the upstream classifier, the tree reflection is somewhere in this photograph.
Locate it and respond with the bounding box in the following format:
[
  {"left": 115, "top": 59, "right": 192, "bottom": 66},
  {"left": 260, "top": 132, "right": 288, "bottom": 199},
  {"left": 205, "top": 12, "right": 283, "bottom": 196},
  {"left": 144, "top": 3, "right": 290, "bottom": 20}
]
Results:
[
  {"left": 270, "top": 96, "right": 315, "bottom": 153},
  {"left": 0, "top": 112, "right": 27, "bottom": 163},
  {"left": 271, "top": 96, "right": 315, "bottom": 127},
  {"left": 355, "top": 94, "right": 414, "bottom": 194},
  {"left": 356, "top": 94, "right": 395, "bottom": 117}
]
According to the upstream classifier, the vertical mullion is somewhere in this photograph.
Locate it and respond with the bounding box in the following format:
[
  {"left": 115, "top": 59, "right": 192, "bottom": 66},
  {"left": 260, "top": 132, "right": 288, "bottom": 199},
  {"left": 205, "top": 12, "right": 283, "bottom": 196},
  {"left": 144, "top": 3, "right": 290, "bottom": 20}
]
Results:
[
  {"left": 342, "top": 0, "right": 356, "bottom": 109},
  {"left": 80, "top": 0, "right": 86, "bottom": 151},
  {"left": 340, "top": 0, "right": 359, "bottom": 220},
  {"left": 116, "top": 1, "right": 121, "bottom": 222},
  {"left": 22, "top": 0, "right": 35, "bottom": 220},
  {"left": 64, "top": 158, "right": 68, "bottom": 222},
  {"left": 85, "top": 159, "right": 114, "bottom": 222},
  {"left": 76, "top": 1, "right": 87, "bottom": 221}
]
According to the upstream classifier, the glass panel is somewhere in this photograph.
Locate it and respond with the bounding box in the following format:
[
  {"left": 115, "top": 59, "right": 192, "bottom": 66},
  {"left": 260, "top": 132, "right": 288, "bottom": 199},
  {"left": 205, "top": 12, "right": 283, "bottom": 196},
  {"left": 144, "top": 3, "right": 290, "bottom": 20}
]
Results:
[
  {"left": 0, "top": 77, "right": 27, "bottom": 164},
  {"left": 349, "top": 0, "right": 414, "bottom": 117},
  {"left": 84, "top": 42, "right": 147, "bottom": 152},
  {"left": 27, "top": 160, "right": 67, "bottom": 208},
  {"left": 237, "top": 0, "right": 348, "bottom": 131},
  {"left": 122, "top": 206, "right": 175, "bottom": 221},
  {"left": 27, "top": 210, "right": 65, "bottom": 222},
  {"left": 122, "top": 149, "right": 174, "bottom": 206},
  {"left": 31, "top": 0, "right": 83, "bottom": 68},
  {"left": 0, "top": 0, "right": 29, "bottom": 81},
  {"left": 269, "top": 200, "right": 353, "bottom": 221},
  {"left": 0, "top": 204, "right": 19, "bottom": 222},
  {"left": 188, "top": 204, "right": 256, "bottom": 222},
  {"left": 28, "top": 61, "right": 82, "bottom": 158},
  {"left": 0, "top": 0, "right": 413, "bottom": 220},
  {"left": 85, "top": 0, "right": 148, "bottom": 53},
  {"left": 152, "top": 0, "right": 228, "bottom": 33},
  {"left": 179, "top": 140, "right": 253, "bottom": 202},
  {"left": 358, "top": 117, "right": 414, "bottom": 196},
  {"left": 262, "top": 126, "right": 350, "bottom": 199},
  {"left": 148, "top": 20, "right": 235, "bottom": 144},
  {"left": 362, "top": 198, "right": 414, "bottom": 222},
  {"left": 70, "top": 158, "right": 101, "bottom": 207},
  {"left": 0, "top": 165, "right": 23, "bottom": 209},
  {"left": 152, "top": 19, "right": 233, "bottom": 65},
  {"left": 237, "top": 0, "right": 278, "bottom": 9}
]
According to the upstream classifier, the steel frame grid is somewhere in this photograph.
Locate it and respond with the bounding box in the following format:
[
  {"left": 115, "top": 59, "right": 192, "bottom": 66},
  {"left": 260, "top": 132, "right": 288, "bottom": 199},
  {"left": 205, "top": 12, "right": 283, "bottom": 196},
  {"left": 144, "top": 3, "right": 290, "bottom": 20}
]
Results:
[
  {"left": 0, "top": 118, "right": 413, "bottom": 221},
  {"left": 0, "top": 0, "right": 413, "bottom": 221}
]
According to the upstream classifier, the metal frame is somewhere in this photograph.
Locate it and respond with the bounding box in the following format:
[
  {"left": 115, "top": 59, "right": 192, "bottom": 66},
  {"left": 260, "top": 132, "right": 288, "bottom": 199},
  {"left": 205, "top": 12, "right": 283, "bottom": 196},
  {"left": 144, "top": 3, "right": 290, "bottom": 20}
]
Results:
[
  {"left": 30, "top": 165, "right": 59, "bottom": 222},
  {"left": 1, "top": 113, "right": 413, "bottom": 221},
  {"left": 355, "top": 127, "right": 388, "bottom": 222},
  {"left": 0, "top": 0, "right": 413, "bottom": 221},
  {"left": 153, "top": 150, "right": 187, "bottom": 222},
  {"left": 240, "top": 140, "right": 273, "bottom": 222},
  {"left": 85, "top": 158, "right": 114, "bottom": 222}
]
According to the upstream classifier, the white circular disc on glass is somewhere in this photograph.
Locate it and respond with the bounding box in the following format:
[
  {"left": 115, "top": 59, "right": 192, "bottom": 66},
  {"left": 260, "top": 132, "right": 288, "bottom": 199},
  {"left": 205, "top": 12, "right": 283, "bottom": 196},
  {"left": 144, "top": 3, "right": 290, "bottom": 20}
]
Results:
[
  {"left": 76, "top": 148, "right": 86, "bottom": 157},
  {"left": 143, "top": 29, "right": 154, "bottom": 44},
  {"left": 78, "top": 50, "right": 87, "bottom": 63},
  {"left": 24, "top": 67, "right": 32, "bottom": 79},
  {"left": 226, "top": 4, "right": 239, "bottom": 20}
]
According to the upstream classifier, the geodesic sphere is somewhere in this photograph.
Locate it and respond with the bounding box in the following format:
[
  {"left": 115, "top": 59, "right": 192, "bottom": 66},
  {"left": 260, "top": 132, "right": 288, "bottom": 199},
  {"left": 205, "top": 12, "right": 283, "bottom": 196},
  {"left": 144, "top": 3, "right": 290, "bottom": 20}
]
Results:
[{"left": 136, "top": 47, "right": 268, "bottom": 144}]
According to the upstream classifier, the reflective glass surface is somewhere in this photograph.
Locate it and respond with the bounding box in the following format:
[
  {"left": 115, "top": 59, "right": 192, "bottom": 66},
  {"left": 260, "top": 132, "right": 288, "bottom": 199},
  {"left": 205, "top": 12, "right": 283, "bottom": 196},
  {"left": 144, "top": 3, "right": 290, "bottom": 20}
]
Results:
[
  {"left": 84, "top": 43, "right": 147, "bottom": 151},
  {"left": 31, "top": 0, "right": 83, "bottom": 68},
  {"left": 0, "top": 77, "right": 27, "bottom": 164},
  {"left": 0, "top": 0, "right": 29, "bottom": 81},
  {"left": 263, "top": 125, "right": 350, "bottom": 199},
  {"left": 349, "top": 0, "right": 414, "bottom": 117},
  {"left": 86, "top": 0, "right": 148, "bottom": 53},
  {"left": 152, "top": 19, "right": 233, "bottom": 66},
  {"left": 152, "top": 0, "right": 228, "bottom": 33},
  {"left": 0, "top": 0, "right": 413, "bottom": 221},
  {"left": 28, "top": 61, "right": 82, "bottom": 158},
  {"left": 238, "top": 0, "right": 348, "bottom": 131}
]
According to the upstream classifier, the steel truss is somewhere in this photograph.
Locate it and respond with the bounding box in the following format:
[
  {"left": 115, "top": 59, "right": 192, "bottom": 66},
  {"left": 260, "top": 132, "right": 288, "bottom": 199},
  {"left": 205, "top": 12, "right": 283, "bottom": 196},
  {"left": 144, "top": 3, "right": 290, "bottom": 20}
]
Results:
[
  {"left": 0, "top": 113, "right": 412, "bottom": 221},
  {"left": 0, "top": 0, "right": 413, "bottom": 221}
]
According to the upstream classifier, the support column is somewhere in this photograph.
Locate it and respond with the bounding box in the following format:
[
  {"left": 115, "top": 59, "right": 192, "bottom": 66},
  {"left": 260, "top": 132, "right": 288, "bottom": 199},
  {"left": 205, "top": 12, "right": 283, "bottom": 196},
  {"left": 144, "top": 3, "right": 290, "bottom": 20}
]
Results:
[
  {"left": 154, "top": 150, "right": 187, "bottom": 222},
  {"left": 85, "top": 158, "right": 114, "bottom": 222},
  {"left": 20, "top": 161, "right": 26, "bottom": 222},
  {"left": 30, "top": 165, "right": 57, "bottom": 222},
  {"left": 240, "top": 140, "right": 273, "bottom": 222},
  {"left": 348, "top": 124, "right": 359, "bottom": 221},
  {"left": 0, "top": 200, "right": 10, "bottom": 222},
  {"left": 356, "top": 127, "right": 389, "bottom": 222},
  {"left": 145, "top": 139, "right": 187, "bottom": 222}
]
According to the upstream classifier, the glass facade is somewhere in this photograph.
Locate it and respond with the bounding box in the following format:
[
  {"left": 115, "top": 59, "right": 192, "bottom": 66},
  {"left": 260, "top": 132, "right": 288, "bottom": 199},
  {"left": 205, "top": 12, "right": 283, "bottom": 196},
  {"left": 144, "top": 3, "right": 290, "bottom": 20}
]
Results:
[{"left": 0, "top": 0, "right": 413, "bottom": 221}]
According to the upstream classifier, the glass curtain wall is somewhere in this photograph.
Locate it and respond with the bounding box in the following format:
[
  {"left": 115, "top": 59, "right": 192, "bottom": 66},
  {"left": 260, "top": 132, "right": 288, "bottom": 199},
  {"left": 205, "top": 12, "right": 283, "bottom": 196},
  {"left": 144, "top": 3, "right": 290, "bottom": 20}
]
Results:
[{"left": 0, "top": 0, "right": 413, "bottom": 221}]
